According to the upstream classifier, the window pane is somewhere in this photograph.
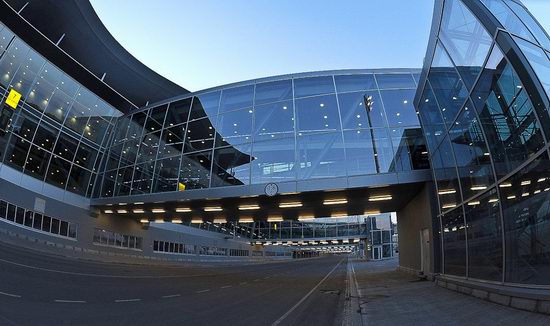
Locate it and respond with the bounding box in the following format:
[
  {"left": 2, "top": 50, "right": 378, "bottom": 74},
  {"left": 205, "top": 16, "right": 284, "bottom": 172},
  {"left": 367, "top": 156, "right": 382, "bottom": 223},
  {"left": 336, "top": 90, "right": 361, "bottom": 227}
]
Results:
[
  {"left": 417, "top": 84, "right": 446, "bottom": 152},
  {"left": 506, "top": 1, "right": 550, "bottom": 50},
  {"left": 380, "top": 89, "right": 419, "bottom": 127},
  {"left": 294, "top": 76, "right": 335, "bottom": 98},
  {"left": 464, "top": 189, "right": 503, "bottom": 281},
  {"left": 499, "top": 153, "right": 550, "bottom": 284},
  {"left": 442, "top": 208, "right": 467, "bottom": 276},
  {"left": 179, "top": 151, "right": 212, "bottom": 190},
  {"left": 375, "top": 74, "right": 416, "bottom": 89},
  {"left": 480, "top": 0, "right": 537, "bottom": 43},
  {"left": 343, "top": 129, "right": 377, "bottom": 176},
  {"left": 253, "top": 100, "right": 294, "bottom": 141},
  {"left": 45, "top": 156, "right": 71, "bottom": 188},
  {"left": 24, "top": 145, "right": 51, "bottom": 180},
  {"left": 153, "top": 156, "right": 181, "bottom": 193},
  {"left": 338, "top": 91, "right": 385, "bottom": 130},
  {"left": 215, "top": 108, "right": 253, "bottom": 146},
  {"left": 165, "top": 98, "right": 191, "bottom": 127},
  {"left": 513, "top": 36, "right": 550, "bottom": 101},
  {"left": 335, "top": 74, "right": 376, "bottom": 93},
  {"left": 297, "top": 132, "right": 346, "bottom": 180},
  {"left": 295, "top": 94, "right": 340, "bottom": 133},
  {"left": 185, "top": 118, "right": 215, "bottom": 153},
  {"left": 433, "top": 136, "right": 461, "bottom": 211},
  {"left": 251, "top": 138, "right": 296, "bottom": 184},
  {"left": 190, "top": 92, "right": 220, "bottom": 120},
  {"left": 219, "top": 85, "right": 254, "bottom": 114},
  {"left": 53, "top": 133, "right": 78, "bottom": 161},
  {"left": 211, "top": 144, "right": 251, "bottom": 187},
  {"left": 67, "top": 165, "right": 92, "bottom": 195},
  {"left": 254, "top": 79, "right": 292, "bottom": 105},
  {"left": 439, "top": 0, "right": 493, "bottom": 88}
]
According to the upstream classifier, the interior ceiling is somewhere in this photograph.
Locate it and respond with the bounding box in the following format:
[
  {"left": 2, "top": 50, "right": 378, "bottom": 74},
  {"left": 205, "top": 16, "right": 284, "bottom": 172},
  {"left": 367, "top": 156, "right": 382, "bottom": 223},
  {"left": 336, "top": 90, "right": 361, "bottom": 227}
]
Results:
[{"left": 95, "top": 182, "right": 426, "bottom": 222}]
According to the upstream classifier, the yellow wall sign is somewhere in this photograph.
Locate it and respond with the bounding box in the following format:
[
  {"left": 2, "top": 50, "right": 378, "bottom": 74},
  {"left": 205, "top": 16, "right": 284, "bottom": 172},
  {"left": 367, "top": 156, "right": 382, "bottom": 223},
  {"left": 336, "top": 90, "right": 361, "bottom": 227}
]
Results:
[
  {"left": 178, "top": 182, "right": 186, "bottom": 191},
  {"left": 5, "top": 89, "right": 22, "bottom": 109}
]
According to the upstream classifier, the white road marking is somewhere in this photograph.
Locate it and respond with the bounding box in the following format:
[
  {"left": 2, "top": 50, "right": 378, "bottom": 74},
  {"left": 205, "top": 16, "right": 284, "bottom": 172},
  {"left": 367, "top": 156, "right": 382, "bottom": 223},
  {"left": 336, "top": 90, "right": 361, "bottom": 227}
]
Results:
[
  {"left": 115, "top": 298, "right": 141, "bottom": 303},
  {"left": 271, "top": 258, "right": 344, "bottom": 326},
  {"left": 221, "top": 285, "right": 232, "bottom": 289},
  {"left": 54, "top": 299, "right": 86, "bottom": 303},
  {"left": 0, "top": 291, "right": 21, "bottom": 298},
  {"left": 239, "top": 282, "right": 248, "bottom": 285},
  {"left": 196, "top": 289, "right": 210, "bottom": 294},
  {"left": 253, "top": 279, "right": 260, "bottom": 282},
  {"left": 162, "top": 294, "right": 181, "bottom": 298}
]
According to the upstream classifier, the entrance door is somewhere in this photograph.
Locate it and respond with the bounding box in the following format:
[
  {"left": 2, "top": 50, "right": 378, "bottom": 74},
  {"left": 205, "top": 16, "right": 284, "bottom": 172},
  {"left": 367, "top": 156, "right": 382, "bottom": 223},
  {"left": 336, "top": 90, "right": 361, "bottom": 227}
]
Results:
[{"left": 420, "top": 228, "right": 430, "bottom": 274}]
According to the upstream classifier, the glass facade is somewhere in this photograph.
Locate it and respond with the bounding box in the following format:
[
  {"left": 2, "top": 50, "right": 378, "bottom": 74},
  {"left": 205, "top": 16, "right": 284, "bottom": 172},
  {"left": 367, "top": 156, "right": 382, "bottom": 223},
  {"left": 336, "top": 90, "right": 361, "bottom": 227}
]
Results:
[
  {"left": 417, "top": 0, "right": 550, "bottom": 284},
  {"left": 0, "top": 22, "right": 121, "bottom": 197},
  {"left": 96, "top": 71, "right": 429, "bottom": 198}
]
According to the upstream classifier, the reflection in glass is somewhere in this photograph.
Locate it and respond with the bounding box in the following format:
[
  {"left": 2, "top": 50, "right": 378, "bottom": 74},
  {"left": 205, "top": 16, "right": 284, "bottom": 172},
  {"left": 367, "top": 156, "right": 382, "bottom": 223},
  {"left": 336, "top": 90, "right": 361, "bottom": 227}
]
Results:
[
  {"left": 295, "top": 95, "right": 340, "bottom": 133},
  {"left": 254, "top": 79, "right": 292, "bottom": 105},
  {"left": 253, "top": 100, "right": 294, "bottom": 141},
  {"left": 251, "top": 138, "right": 296, "bottom": 184},
  {"left": 297, "top": 132, "right": 346, "bottom": 180},
  {"left": 219, "top": 85, "right": 254, "bottom": 114},
  {"left": 374, "top": 73, "right": 416, "bottom": 89},
  {"left": 442, "top": 208, "right": 467, "bottom": 276},
  {"left": 294, "top": 76, "right": 335, "bottom": 98},
  {"left": 334, "top": 74, "right": 376, "bottom": 93},
  {"left": 212, "top": 144, "right": 251, "bottom": 187},
  {"left": 379, "top": 89, "right": 419, "bottom": 127}
]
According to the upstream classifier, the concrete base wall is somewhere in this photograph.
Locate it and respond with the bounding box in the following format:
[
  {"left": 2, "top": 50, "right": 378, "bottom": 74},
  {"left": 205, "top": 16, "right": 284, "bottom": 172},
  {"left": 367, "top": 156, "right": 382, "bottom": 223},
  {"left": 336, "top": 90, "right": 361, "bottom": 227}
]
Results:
[{"left": 396, "top": 182, "right": 437, "bottom": 275}]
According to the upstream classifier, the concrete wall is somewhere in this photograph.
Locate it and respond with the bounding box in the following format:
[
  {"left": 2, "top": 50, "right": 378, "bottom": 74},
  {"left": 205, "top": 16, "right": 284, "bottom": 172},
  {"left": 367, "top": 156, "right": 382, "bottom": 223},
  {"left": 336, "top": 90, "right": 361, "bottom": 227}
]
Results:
[
  {"left": 396, "top": 182, "right": 438, "bottom": 274},
  {"left": 0, "top": 177, "right": 289, "bottom": 262}
]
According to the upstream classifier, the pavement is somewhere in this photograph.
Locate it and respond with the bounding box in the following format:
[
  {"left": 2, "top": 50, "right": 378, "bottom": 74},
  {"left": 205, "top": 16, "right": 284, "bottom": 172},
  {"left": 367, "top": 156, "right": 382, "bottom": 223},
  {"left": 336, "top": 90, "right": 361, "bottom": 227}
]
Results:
[{"left": 351, "top": 258, "right": 550, "bottom": 326}]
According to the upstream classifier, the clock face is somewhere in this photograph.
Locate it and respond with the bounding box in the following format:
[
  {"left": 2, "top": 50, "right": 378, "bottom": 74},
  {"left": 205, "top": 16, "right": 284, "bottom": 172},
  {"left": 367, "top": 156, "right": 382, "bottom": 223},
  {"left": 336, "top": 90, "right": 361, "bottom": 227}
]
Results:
[{"left": 264, "top": 183, "right": 278, "bottom": 197}]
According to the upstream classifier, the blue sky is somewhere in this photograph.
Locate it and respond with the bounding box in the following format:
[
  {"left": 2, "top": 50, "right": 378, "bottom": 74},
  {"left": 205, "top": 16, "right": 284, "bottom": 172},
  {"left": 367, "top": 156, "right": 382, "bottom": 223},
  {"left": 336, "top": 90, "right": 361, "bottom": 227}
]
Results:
[{"left": 90, "top": 0, "right": 550, "bottom": 92}]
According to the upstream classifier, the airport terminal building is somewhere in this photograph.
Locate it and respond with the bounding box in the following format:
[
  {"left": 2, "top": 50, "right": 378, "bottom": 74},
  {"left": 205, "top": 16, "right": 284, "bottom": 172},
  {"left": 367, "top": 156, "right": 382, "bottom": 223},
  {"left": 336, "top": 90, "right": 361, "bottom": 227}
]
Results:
[{"left": 0, "top": 0, "right": 549, "bottom": 305}]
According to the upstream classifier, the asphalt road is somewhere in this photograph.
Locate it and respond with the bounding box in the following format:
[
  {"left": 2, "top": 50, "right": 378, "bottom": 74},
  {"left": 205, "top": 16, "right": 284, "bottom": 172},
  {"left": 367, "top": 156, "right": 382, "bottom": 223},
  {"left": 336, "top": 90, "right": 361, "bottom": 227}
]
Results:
[{"left": 0, "top": 242, "right": 348, "bottom": 326}]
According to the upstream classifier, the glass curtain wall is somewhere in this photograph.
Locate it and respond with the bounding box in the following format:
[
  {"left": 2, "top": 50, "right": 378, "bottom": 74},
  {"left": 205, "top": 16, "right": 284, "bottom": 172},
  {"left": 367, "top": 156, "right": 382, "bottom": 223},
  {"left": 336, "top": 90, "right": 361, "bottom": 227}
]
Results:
[
  {"left": 97, "top": 70, "right": 429, "bottom": 197},
  {"left": 417, "top": 0, "right": 550, "bottom": 284},
  {"left": 0, "top": 22, "right": 121, "bottom": 197}
]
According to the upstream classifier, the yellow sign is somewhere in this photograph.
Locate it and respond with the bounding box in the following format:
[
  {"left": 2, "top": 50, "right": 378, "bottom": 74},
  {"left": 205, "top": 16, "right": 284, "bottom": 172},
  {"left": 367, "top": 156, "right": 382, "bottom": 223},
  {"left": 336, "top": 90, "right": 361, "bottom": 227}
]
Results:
[
  {"left": 5, "top": 89, "right": 21, "bottom": 109},
  {"left": 178, "top": 182, "right": 186, "bottom": 191}
]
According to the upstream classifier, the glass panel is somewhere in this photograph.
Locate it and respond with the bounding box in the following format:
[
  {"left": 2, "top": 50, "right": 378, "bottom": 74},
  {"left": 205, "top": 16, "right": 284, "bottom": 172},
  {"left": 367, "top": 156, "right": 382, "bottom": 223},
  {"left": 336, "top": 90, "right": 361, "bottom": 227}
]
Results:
[
  {"left": 67, "top": 165, "right": 91, "bottom": 196},
  {"left": 136, "top": 131, "right": 160, "bottom": 163},
  {"left": 254, "top": 79, "right": 292, "bottom": 105},
  {"left": 165, "top": 98, "right": 191, "bottom": 127},
  {"left": 375, "top": 73, "right": 416, "bottom": 89},
  {"left": 295, "top": 94, "right": 340, "bottom": 133},
  {"left": 293, "top": 76, "right": 335, "bottom": 98},
  {"left": 83, "top": 117, "right": 109, "bottom": 144},
  {"left": 251, "top": 138, "right": 296, "bottom": 184},
  {"left": 297, "top": 132, "right": 346, "bottom": 180},
  {"left": 190, "top": 91, "right": 220, "bottom": 120},
  {"left": 513, "top": 36, "right": 550, "bottom": 101},
  {"left": 45, "top": 156, "right": 71, "bottom": 188},
  {"left": 24, "top": 145, "right": 50, "bottom": 180},
  {"left": 499, "top": 153, "right": 550, "bottom": 284},
  {"left": 215, "top": 108, "right": 253, "bottom": 146},
  {"left": 464, "top": 189, "right": 503, "bottom": 281},
  {"left": 372, "top": 128, "right": 395, "bottom": 173},
  {"left": 185, "top": 118, "right": 215, "bottom": 153},
  {"left": 433, "top": 136, "right": 461, "bottom": 211},
  {"left": 379, "top": 89, "right": 419, "bottom": 127},
  {"left": 53, "top": 133, "right": 78, "bottom": 162},
  {"left": 219, "top": 85, "right": 254, "bottom": 114},
  {"left": 506, "top": 0, "right": 550, "bottom": 50},
  {"left": 43, "top": 89, "right": 72, "bottom": 124},
  {"left": 473, "top": 47, "right": 544, "bottom": 179},
  {"left": 253, "top": 100, "right": 294, "bottom": 141},
  {"left": 389, "top": 128, "right": 429, "bottom": 172},
  {"left": 158, "top": 124, "right": 185, "bottom": 159},
  {"left": 417, "top": 84, "right": 446, "bottom": 152},
  {"left": 211, "top": 144, "right": 251, "bottom": 187},
  {"left": 131, "top": 162, "right": 154, "bottom": 194},
  {"left": 442, "top": 208, "right": 467, "bottom": 276},
  {"left": 74, "top": 143, "right": 98, "bottom": 170},
  {"left": 25, "top": 80, "right": 56, "bottom": 113},
  {"left": 338, "top": 91, "right": 385, "bottom": 130},
  {"left": 4, "top": 135, "right": 30, "bottom": 171},
  {"left": 144, "top": 105, "right": 166, "bottom": 133},
  {"left": 428, "top": 42, "right": 469, "bottom": 127},
  {"left": 334, "top": 74, "right": 376, "bottom": 93},
  {"left": 179, "top": 151, "right": 212, "bottom": 190},
  {"left": 449, "top": 103, "right": 494, "bottom": 199},
  {"left": 480, "top": 0, "right": 536, "bottom": 43},
  {"left": 439, "top": 0, "right": 493, "bottom": 89},
  {"left": 343, "top": 129, "right": 377, "bottom": 176},
  {"left": 153, "top": 156, "right": 181, "bottom": 193}
]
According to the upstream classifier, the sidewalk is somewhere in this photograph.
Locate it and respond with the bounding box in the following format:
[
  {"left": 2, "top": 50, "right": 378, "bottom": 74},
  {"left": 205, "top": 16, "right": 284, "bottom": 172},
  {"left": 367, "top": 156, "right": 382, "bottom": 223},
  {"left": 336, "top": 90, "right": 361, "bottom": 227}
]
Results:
[{"left": 351, "top": 258, "right": 550, "bottom": 326}]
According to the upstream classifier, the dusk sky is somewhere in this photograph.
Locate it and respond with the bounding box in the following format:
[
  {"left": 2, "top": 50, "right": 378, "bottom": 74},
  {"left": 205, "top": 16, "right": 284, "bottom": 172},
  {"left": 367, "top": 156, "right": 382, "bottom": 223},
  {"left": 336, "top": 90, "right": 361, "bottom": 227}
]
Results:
[{"left": 91, "top": 0, "right": 550, "bottom": 92}]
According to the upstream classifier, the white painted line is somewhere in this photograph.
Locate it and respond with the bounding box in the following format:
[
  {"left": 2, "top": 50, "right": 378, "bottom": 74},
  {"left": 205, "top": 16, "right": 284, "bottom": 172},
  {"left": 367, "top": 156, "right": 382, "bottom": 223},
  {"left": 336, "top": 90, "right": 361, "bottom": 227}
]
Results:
[
  {"left": 162, "top": 294, "right": 181, "bottom": 299},
  {"left": 196, "top": 289, "right": 210, "bottom": 294},
  {"left": 271, "top": 258, "right": 344, "bottom": 326},
  {"left": 253, "top": 279, "right": 260, "bottom": 282},
  {"left": 54, "top": 299, "right": 86, "bottom": 303},
  {"left": 0, "top": 291, "right": 21, "bottom": 298},
  {"left": 239, "top": 282, "right": 248, "bottom": 285},
  {"left": 115, "top": 298, "right": 141, "bottom": 303},
  {"left": 221, "top": 285, "right": 232, "bottom": 289}
]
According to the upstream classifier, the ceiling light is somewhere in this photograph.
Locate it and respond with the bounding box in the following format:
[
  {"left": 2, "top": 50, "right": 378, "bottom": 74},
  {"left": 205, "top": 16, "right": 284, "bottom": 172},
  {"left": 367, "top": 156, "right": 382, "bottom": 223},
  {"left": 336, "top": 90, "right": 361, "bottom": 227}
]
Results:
[
  {"left": 267, "top": 216, "right": 283, "bottom": 222},
  {"left": 521, "top": 180, "right": 531, "bottom": 186},
  {"left": 442, "top": 203, "right": 456, "bottom": 209},
  {"left": 140, "top": 219, "right": 149, "bottom": 223},
  {"left": 331, "top": 212, "right": 348, "bottom": 218},
  {"left": 171, "top": 218, "right": 182, "bottom": 224},
  {"left": 117, "top": 209, "right": 128, "bottom": 214},
  {"left": 118, "top": 203, "right": 127, "bottom": 206},
  {"left": 204, "top": 207, "right": 223, "bottom": 212},
  {"left": 507, "top": 195, "right": 516, "bottom": 200},
  {"left": 488, "top": 198, "right": 499, "bottom": 203},
  {"left": 134, "top": 202, "right": 144, "bottom": 205},
  {"left": 323, "top": 199, "right": 348, "bottom": 205},
  {"left": 152, "top": 208, "right": 165, "bottom": 213},
  {"left": 176, "top": 208, "right": 192, "bottom": 213},
  {"left": 239, "top": 217, "right": 254, "bottom": 223},
  {"left": 154, "top": 219, "right": 164, "bottom": 223},
  {"left": 133, "top": 209, "right": 145, "bottom": 213},
  {"left": 191, "top": 219, "right": 203, "bottom": 224},
  {"left": 104, "top": 209, "right": 114, "bottom": 214},
  {"left": 499, "top": 182, "right": 512, "bottom": 188},
  {"left": 467, "top": 201, "right": 480, "bottom": 206},
  {"left": 538, "top": 178, "right": 547, "bottom": 183},
  {"left": 213, "top": 218, "right": 227, "bottom": 224},
  {"left": 369, "top": 195, "right": 392, "bottom": 201},
  {"left": 470, "top": 185, "right": 487, "bottom": 191},
  {"left": 298, "top": 215, "right": 315, "bottom": 221},
  {"left": 279, "top": 202, "right": 303, "bottom": 208},
  {"left": 239, "top": 205, "right": 260, "bottom": 211},
  {"left": 364, "top": 210, "right": 381, "bottom": 215},
  {"left": 438, "top": 189, "right": 456, "bottom": 195}
]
